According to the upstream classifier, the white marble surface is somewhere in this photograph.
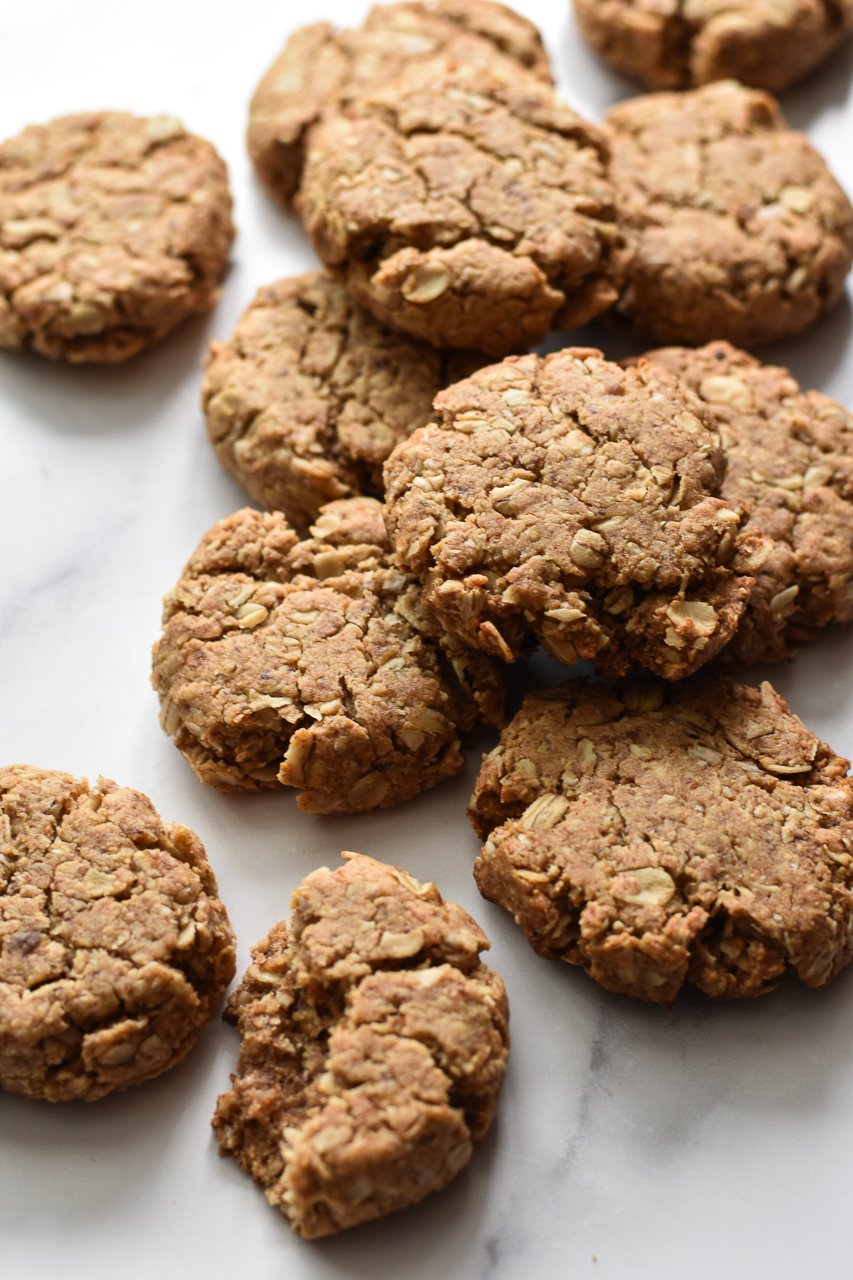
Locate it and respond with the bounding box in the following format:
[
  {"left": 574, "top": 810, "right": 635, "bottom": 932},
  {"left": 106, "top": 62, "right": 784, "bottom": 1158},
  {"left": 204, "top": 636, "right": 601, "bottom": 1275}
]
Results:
[{"left": 2, "top": 3, "right": 853, "bottom": 1278}]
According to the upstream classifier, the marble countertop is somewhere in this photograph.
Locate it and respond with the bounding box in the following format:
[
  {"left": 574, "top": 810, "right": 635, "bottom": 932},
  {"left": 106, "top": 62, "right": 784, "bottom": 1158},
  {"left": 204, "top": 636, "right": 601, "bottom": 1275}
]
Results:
[{"left": 2, "top": 4, "right": 853, "bottom": 1278}]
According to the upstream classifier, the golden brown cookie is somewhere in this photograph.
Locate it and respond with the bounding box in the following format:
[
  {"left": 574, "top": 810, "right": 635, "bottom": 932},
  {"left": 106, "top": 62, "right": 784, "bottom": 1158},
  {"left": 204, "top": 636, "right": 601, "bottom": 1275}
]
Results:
[
  {"left": 0, "top": 112, "right": 234, "bottom": 362},
  {"left": 471, "top": 678, "right": 853, "bottom": 1004},
  {"left": 0, "top": 766, "right": 236, "bottom": 1101},
  {"left": 605, "top": 81, "right": 853, "bottom": 347},
  {"left": 213, "top": 853, "right": 509, "bottom": 1238},
  {"left": 383, "top": 348, "right": 768, "bottom": 679},
  {"left": 573, "top": 0, "right": 853, "bottom": 93},
  {"left": 248, "top": 0, "right": 552, "bottom": 204},
  {"left": 298, "top": 56, "right": 627, "bottom": 354},
  {"left": 639, "top": 341, "right": 853, "bottom": 664},
  {"left": 152, "top": 497, "right": 504, "bottom": 812},
  {"left": 202, "top": 270, "right": 483, "bottom": 529}
]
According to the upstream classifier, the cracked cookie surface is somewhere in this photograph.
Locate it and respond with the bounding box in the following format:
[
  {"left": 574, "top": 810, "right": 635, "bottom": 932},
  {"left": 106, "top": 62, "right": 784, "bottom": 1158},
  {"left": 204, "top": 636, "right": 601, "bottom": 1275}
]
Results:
[
  {"left": 0, "top": 766, "right": 236, "bottom": 1101},
  {"left": 641, "top": 341, "right": 853, "bottom": 664},
  {"left": 573, "top": 0, "right": 853, "bottom": 93},
  {"left": 383, "top": 348, "right": 766, "bottom": 679},
  {"left": 298, "top": 56, "right": 627, "bottom": 354},
  {"left": 202, "top": 270, "right": 482, "bottom": 529},
  {"left": 248, "top": 0, "right": 552, "bottom": 204},
  {"left": 213, "top": 853, "right": 508, "bottom": 1238},
  {"left": 0, "top": 112, "right": 234, "bottom": 362},
  {"left": 470, "top": 678, "right": 853, "bottom": 1003},
  {"left": 152, "top": 497, "right": 503, "bottom": 812},
  {"left": 605, "top": 81, "right": 853, "bottom": 347}
]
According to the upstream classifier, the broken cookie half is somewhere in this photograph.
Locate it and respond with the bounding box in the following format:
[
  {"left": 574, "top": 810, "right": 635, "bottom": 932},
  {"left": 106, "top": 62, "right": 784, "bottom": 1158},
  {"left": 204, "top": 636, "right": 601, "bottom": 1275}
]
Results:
[
  {"left": 213, "top": 853, "right": 509, "bottom": 1238},
  {"left": 470, "top": 678, "right": 853, "bottom": 1003}
]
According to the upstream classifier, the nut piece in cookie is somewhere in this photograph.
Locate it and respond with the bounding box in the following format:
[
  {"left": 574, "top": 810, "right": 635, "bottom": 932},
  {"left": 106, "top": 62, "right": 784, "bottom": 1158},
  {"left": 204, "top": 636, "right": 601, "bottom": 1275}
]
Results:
[
  {"left": 298, "top": 56, "right": 627, "bottom": 355},
  {"left": 639, "top": 341, "right": 853, "bottom": 664},
  {"left": 605, "top": 81, "right": 853, "bottom": 348},
  {"left": 0, "top": 766, "right": 236, "bottom": 1101},
  {"left": 152, "top": 497, "right": 504, "bottom": 812},
  {"left": 202, "top": 270, "right": 483, "bottom": 529},
  {"left": 0, "top": 112, "right": 234, "bottom": 362},
  {"left": 248, "top": 0, "right": 552, "bottom": 204},
  {"left": 471, "top": 678, "right": 853, "bottom": 1003},
  {"left": 572, "top": 0, "right": 853, "bottom": 94},
  {"left": 213, "top": 852, "right": 509, "bottom": 1238},
  {"left": 384, "top": 348, "right": 767, "bottom": 679}
]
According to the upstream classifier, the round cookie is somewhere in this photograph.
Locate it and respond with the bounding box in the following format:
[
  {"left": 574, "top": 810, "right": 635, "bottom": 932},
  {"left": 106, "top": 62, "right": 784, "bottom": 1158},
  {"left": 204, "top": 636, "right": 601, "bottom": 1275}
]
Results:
[
  {"left": 297, "top": 56, "right": 628, "bottom": 355},
  {"left": 383, "top": 348, "right": 768, "bottom": 680},
  {"left": 202, "top": 270, "right": 482, "bottom": 529},
  {"left": 640, "top": 341, "right": 853, "bottom": 664},
  {"left": 152, "top": 497, "right": 504, "bottom": 812},
  {"left": 0, "top": 112, "right": 234, "bottom": 363},
  {"left": 248, "top": 0, "right": 552, "bottom": 204},
  {"left": 572, "top": 0, "right": 853, "bottom": 94},
  {"left": 0, "top": 766, "right": 236, "bottom": 1102},
  {"left": 213, "top": 852, "right": 509, "bottom": 1238},
  {"left": 604, "top": 81, "right": 853, "bottom": 348},
  {"left": 470, "top": 678, "right": 853, "bottom": 1004}
]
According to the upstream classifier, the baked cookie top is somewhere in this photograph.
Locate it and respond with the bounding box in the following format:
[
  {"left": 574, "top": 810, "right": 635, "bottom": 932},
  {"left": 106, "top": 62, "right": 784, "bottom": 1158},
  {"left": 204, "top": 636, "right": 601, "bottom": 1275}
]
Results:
[
  {"left": 298, "top": 56, "right": 627, "bottom": 354},
  {"left": 152, "top": 497, "right": 503, "bottom": 812},
  {"left": 0, "top": 766, "right": 235, "bottom": 1102},
  {"left": 213, "top": 852, "right": 508, "bottom": 1238},
  {"left": 248, "top": 0, "right": 551, "bottom": 204},
  {"left": 471, "top": 678, "right": 853, "bottom": 1004},
  {"left": 0, "top": 112, "right": 234, "bottom": 362},
  {"left": 384, "top": 348, "right": 767, "bottom": 679},
  {"left": 202, "top": 270, "right": 481, "bottom": 529},
  {"left": 641, "top": 341, "right": 853, "bottom": 664},
  {"left": 573, "top": 0, "right": 853, "bottom": 94},
  {"left": 605, "top": 81, "right": 853, "bottom": 347}
]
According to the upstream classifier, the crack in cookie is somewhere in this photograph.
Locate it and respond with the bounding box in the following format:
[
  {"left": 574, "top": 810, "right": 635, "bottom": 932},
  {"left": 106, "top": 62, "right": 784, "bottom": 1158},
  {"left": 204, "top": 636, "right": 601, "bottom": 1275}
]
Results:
[{"left": 213, "top": 853, "right": 508, "bottom": 1238}]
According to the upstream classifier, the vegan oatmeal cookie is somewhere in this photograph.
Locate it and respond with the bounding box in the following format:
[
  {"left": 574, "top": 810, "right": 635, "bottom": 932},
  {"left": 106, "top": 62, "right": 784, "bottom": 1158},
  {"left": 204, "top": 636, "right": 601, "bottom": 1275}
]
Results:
[
  {"left": 0, "top": 766, "right": 236, "bottom": 1101},
  {"left": 213, "top": 853, "right": 508, "bottom": 1238},
  {"left": 0, "top": 111, "right": 234, "bottom": 362},
  {"left": 471, "top": 678, "right": 853, "bottom": 1003},
  {"left": 572, "top": 0, "right": 853, "bottom": 94},
  {"left": 640, "top": 341, "right": 853, "bottom": 664},
  {"left": 248, "top": 0, "right": 552, "bottom": 204},
  {"left": 383, "top": 348, "right": 767, "bottom": 679},
  {"left": 152, "top": 497, "right": 503, "bottom": 812},
  {"left": 605, "top": 81, "right": 853, "bottom": 347},
  {"left": 298, "top": 56, "right": 627, "bottom": 354},
  {"left": 202, "top": 270, "right": 482, "bottom": 528}
]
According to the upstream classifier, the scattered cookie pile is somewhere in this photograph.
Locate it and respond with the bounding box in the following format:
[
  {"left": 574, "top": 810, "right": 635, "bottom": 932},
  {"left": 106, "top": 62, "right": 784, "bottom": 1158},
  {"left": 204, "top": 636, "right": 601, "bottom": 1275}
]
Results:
[{"left": 2, "top": 0, "right": 853, "bottom": 1244}]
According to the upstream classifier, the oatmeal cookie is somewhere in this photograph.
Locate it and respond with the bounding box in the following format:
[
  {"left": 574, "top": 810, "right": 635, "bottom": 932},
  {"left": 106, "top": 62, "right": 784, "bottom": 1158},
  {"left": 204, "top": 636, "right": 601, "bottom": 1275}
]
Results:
[
  {"left": 0, "top": 766, "right": 236, "bottom": 1101},
  {"left": 213, "top": 852, "right": 508, "bottom": 1238},
  {"left": 640, "top": 341, "right": 853, "bottom": 664},
  {"left": 298, "top": 56, "right": 627, "bottom": 354},
  {"left": 605, "top": 81, "right": 853, "bottom": 347},
  {"left": 383, "top": 348, "right": 768, "bottom": 680},
  {"left": 152, "top": 497, "right": 503, "bottom": 812},
  {"left": 471, "top": 678, "right": 853, "bottom": 1003},
  {"left": 572, "top": 0, "right": 853, "bottom": 93},
  {"left": 202, "top": 270, "right": 482, "bottom": 529},
  {"left": 0, "top": 112, "right": 234, "bottom": 363},
  {"left": 248, "top": 0, "right": 552, "bottom": 204}
]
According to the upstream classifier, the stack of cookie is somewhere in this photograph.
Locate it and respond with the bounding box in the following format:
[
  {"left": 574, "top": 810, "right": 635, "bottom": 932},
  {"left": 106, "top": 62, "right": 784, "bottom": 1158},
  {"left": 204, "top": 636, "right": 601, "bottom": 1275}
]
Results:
[{"left": 3, "top": 0, "right": 853, "bottom": 1248}]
